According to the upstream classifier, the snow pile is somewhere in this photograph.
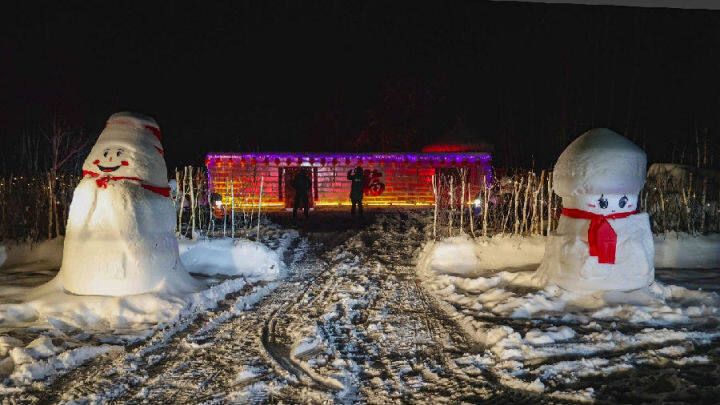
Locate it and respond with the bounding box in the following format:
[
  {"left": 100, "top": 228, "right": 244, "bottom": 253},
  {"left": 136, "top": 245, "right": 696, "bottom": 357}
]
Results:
[
  {"left": 0, "top": 233, "right": 293, "bottom": 329},
  {"left": 179, "top": 237, "right": 286, "bottom": 280},
  {"left": 57, "top": 112, "right": 198, "bottom": 296},
  {"left": 426, "top": 234, "right": 546, "bottom": 276},
  {"left": 3, "top": 335, "right": 122, "bottom": 386},
  {"left": 0, "top": 229, "right": 297, "bottom": 387},
  {"left": 420, "top": 232, "right": 720, "bottom": 273},
  {"left": 0, "top": 238, "right": 63, "bottom": 270},
  {"left": 418, "top": 235, "right": 720, "bottom": 400},
  {"left": 655, "top": 232, "right": 720, "bottom": 268},
  {"left": 0, "top": 238, "right": 65, "bottom": 300}
]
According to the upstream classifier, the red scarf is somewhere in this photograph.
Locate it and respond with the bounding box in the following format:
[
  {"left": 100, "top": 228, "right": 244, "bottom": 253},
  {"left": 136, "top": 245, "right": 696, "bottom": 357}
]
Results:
[
  {"left": 561, "top": 208, "right": 638, "bottom": 264},
  {"left": 82, "top": 170, "right": 171, "bottom": 198}
]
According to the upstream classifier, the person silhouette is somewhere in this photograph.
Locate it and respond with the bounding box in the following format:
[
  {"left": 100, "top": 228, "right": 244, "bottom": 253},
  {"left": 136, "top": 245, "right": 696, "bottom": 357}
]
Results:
[
  {"left": 292, "top": 170, "right": 312, "bottom": 219},
  {"left": 347, "top": 166, "right": 364, "bottom": 218}
]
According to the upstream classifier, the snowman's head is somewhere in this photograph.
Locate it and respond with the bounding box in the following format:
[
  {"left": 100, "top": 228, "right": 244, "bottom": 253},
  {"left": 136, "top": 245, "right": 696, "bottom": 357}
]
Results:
[
  {"left": 553, "top": 128, "right": 646, "bottom": 207},
  {"left": 83, "top": 112, "right": 168, "bottom": 186},
  {"left": 569, "top": 193, "right": 638, "bottom": 215}
]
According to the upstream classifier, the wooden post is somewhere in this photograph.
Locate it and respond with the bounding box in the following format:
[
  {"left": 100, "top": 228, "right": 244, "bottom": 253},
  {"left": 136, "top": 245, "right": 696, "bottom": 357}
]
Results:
[
  {"left": 546, "top": 172, "right": 553, "bottom": 236},
  {"left": 468, "top": 181, "right": 475, "bottom": 237},
  {"left": 448, "top": 175, "right": 455, "bottom": 236},
  {"left": 188, "top": 166, "right": 196, "bottom": 238},
  {"left": 47, "top": 172, "right": 54, "bottom": 240},
  {"left": 178, "top": 168, "right": 187, "bottom": 236},
  {"left": 257, "top": 176, "right": 264, "bottom": 241},
  {"left": 538, "top": 171, "right": 545, "bottom": 236},
  {"left": 522, "top": 173, "right": 531, "bottom": 235},
  {"left": 460, "top": 168, "right": 466, "bottom": 233},
  {"left": 514, "top": 177, "right": 523, "bottom": 235},
  {"left": 483, "top": 176, "right": 489, "bottom": 238},
  {"left": 701, "top": 176, "right": 708, "bottom": 233},
  {"left": 432, "top": 174, "right": 438, "bottom": 239},
  {"left": 231, "top": 180, "right": 235, "bottom": 238}
]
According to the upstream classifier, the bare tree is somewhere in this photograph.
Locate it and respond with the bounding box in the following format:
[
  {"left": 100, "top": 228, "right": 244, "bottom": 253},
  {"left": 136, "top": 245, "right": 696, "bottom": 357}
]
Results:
[{"left": 42, "top": 115, "right": 89, "bottom": 238}]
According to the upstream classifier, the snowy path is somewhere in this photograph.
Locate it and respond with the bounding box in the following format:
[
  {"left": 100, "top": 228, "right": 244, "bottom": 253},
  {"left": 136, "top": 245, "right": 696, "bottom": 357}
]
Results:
[
  {"left": 10, "top": 212, "right": 552, "bottom": 404},
  {"left": 6, "top": 211, "right": 718, "bottom": 403}
]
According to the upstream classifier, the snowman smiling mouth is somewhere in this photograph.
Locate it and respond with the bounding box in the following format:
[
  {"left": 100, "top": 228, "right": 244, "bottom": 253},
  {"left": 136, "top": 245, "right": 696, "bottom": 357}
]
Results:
[{"left": 97, "top": 164, "right": 121, "bottom": 173}]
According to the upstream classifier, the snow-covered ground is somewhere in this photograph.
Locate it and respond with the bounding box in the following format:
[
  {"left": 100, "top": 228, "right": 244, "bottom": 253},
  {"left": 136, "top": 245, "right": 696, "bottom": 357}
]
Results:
[
  {"left": 0, "top": 211, "right": 718, "bottom": 403},
  {"left": 418, "top": 232, "right": 720, "bottom": 402},
  {"left": 0, "top": 225, "right": 297, "bottom": 392}
]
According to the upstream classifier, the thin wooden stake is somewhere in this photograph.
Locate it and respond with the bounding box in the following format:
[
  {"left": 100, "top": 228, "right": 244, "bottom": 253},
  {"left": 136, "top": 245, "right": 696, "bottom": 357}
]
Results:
[
  {"left": 257, "top": 176, "right": 264, "bottom": 241},
  {"left": 460, "top": 168, "right": 466, "bottom": 233},
  {"left": 188, "top": 166, "right": 196, "bottom": 238},
  {"left": 449, "top": 176, "right": 455, "bottom": 236},
  {"left": 546, "top": 172, "right": 553, "bottom": 236},
  {"left": 432, "top": 174, "right": 438, "bottom": 239},
  {"left": 231, "top": 181, "right": 235, "bottom": 238},
  {"left": 482, "top": 176, "right": 489, "bottom": 238}
]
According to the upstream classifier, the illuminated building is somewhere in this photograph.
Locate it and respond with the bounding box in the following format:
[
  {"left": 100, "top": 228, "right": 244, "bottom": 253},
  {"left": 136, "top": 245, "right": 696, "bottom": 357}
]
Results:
[{"left": 206, "top": 149, "right": 492, "bottom": 209}]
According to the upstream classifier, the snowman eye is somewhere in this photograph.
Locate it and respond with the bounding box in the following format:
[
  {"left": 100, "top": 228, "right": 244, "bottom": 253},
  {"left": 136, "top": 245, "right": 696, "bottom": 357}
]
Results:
[
  {"left": 619, "top": 196, "right": 628, "bottom": 208},
  {"left": 598, "top": 195, "right": 608, "bottom": 209},
  {"left": 116, "top": 150, "right": 123, "bottom": 157},
  {"left": 103, "top": 150, "right": 109, "bottom": 158}
]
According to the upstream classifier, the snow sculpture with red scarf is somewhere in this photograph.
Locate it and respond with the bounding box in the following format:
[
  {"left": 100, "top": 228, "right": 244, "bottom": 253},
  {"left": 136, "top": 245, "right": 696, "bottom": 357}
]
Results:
[
  {"left": 56, "top": 112, "right": 198, "bottom": 296},
  {"left": 535, "top": 128, "right": 654, "bottom": 292}
]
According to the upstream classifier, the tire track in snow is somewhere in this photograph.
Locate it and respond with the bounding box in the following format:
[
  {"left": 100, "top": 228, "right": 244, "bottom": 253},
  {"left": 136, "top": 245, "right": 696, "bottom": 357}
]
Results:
[
  {"left": 256, "top": 212, "right": 537, "bottom": 403},
  {"left": 15, "top": 212, "right": 576, "bottom": 404},
  {"left": 28, "top": 236, "right": 307, "bottom": 404}
]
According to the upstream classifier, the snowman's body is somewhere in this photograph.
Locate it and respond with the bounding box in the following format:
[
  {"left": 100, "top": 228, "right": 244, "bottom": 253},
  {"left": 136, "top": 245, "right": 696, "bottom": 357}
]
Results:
[
  {"left": 535, "top": 128, "right": 655, "bottom": 293},
  {"left": 56, "top": 112, "right": 197, "bottom": 296},
  {"left": 537, "top": 212, "right": 654, "bottom": 292}
]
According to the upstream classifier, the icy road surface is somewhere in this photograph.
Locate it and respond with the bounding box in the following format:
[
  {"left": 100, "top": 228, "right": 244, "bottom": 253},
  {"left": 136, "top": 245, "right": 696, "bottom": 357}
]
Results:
[
  {"left": 11, "top": 212, "right": 540, "bottom": 403},
  {"left": 4, "top": 211, "right": 720, "bottom": 403}
]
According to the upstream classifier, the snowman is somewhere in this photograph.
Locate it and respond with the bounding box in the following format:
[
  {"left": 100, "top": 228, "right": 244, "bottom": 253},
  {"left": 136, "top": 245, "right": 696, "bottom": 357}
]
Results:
[
  {"left": 55, "top": 112, "right": 198, "bottom": 296},
  {"left": 535, "top": 128, "right": 654, "bottom": 292}
]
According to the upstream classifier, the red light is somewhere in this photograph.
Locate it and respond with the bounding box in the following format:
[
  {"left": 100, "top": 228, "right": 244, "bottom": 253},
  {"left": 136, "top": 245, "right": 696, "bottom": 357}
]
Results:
[{"left": 422, "top": 143, "right": 478, "bottom": 153}]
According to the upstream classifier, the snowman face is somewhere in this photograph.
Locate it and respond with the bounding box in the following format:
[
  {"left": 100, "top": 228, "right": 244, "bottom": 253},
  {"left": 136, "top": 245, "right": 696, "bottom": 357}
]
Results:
[
  {"left": 91, "top": 147, "right": 130, "bottom": 173},
  {"left": 579, "top": 193, "right": 637, "bottom": 214}
]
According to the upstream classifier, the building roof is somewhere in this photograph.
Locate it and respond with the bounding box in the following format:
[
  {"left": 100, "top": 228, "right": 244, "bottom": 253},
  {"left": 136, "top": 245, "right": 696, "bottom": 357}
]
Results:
[{"left": 206, "top": 152, "right": 492, "bottom": 167}]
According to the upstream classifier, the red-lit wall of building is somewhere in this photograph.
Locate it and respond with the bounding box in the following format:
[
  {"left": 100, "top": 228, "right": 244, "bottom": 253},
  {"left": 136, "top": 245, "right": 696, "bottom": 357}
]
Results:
[{"left": 206, "top": 153, "right": 492, "bottom": 208}]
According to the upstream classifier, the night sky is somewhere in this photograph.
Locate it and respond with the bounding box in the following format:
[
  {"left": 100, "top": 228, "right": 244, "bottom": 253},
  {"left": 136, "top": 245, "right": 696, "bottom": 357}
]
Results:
[{"left": 2, "top": 1, "right": 719, "bottom": 171}]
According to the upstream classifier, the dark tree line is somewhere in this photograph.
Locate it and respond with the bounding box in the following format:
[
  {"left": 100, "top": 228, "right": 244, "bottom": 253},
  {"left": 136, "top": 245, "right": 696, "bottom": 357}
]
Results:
[{"left": 2, "top": 1, "right": 719, "bottom": 172}]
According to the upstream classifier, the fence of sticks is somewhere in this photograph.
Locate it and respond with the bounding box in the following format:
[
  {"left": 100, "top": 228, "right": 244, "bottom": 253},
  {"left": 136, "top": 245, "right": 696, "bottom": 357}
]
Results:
[
  {"left": 172, "top": 166, "right": 266, "bottom": 240},
  {"left": 431, "top": 169, "right": 560, "bottom": 239},
  {"left": 430, "top": 168, "right": 720, "bottom": 239},
  {"left": 0, "top": 173, "right": 77, "bottom": 242},
  {"left": 0, "top": 167, "right": 718, "bottom": 242}
]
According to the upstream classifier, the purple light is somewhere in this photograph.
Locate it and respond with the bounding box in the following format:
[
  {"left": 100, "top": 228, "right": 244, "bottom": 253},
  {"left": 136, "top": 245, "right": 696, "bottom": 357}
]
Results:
[
  {"left": 205, "top": 152, "right": 492, "bottom": 165},
  {"left": 205, "top": 152, "right": 493, "bottom": 191}
]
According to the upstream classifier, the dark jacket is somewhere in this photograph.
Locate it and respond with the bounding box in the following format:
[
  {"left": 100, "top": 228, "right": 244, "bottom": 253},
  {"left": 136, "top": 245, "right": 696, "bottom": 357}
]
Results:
[
  {"left": 292, "top": 172, "right": 312, "bottom": 197},
  {"left": 347, "top": 169, "right": 364, "bottom": 200}
]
